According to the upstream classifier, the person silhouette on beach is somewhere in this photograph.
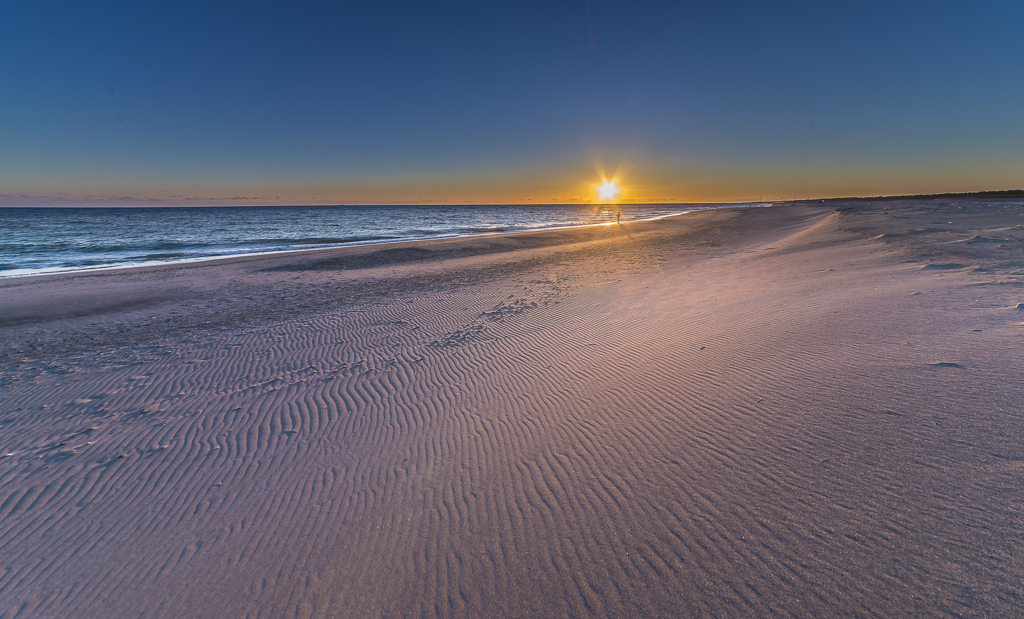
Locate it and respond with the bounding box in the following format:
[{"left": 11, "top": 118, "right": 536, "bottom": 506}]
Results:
[{"left": 616, "top": 211, "right": 621, "bottom": 224}]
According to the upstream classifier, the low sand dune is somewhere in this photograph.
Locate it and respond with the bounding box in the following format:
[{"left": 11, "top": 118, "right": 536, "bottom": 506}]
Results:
[{"left": 2, "top": 201, "right": 1023, "bottom": 617}]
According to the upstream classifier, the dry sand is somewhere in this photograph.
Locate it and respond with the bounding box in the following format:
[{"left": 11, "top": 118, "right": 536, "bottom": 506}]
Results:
[{"left": 1, "top": 200, "right": 1023, "bottom": 617}]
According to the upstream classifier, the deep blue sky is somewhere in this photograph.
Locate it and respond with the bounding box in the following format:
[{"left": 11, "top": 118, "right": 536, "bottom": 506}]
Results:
[{"left": 2, "top": 1, "right": 1022, "bottom": 204}]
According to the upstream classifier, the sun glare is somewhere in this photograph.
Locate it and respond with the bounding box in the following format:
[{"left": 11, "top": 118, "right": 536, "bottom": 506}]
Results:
[{"left": 597, "top": 180, "right": 619, "bottom": 202}]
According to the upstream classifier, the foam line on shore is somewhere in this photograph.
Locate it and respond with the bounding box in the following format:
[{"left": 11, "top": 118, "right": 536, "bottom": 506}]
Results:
[{"left": 0, "top": 204, "right": 765, "bottom": 281}]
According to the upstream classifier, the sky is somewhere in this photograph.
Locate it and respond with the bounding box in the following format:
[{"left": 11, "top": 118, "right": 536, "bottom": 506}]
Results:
[{"left": 2, "top": 1, "right": 1023, "bottom": 205}]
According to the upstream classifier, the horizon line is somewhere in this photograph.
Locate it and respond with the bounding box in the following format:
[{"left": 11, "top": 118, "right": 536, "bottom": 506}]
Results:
[{"left": 1, "top": 188, "right": 1022, "bottom": 209}]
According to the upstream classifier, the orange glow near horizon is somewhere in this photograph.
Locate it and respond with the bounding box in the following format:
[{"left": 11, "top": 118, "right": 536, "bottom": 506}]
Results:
[{"left": 10, "top": 156, "right": 1024, "bottom": 207}]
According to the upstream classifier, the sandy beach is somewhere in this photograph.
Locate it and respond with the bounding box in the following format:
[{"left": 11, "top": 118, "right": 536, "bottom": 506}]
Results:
[{"left": 2, "top": 200, "right": 1023, "bottom": 617}]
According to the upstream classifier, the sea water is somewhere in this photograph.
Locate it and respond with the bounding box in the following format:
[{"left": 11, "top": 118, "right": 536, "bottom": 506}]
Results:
[{"left": 0, "top": 203, "right": 760, "bottom": 278}]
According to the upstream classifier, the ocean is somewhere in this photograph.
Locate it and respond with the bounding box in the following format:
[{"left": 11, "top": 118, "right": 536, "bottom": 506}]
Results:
[{"left": 0, "top": 203, "right": 760, "bottom": 278}]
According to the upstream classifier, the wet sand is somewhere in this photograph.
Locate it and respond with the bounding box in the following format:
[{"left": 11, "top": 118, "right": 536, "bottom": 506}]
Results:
[{"left": 2, "top": 200, "right": 1023, "bottom": 617}]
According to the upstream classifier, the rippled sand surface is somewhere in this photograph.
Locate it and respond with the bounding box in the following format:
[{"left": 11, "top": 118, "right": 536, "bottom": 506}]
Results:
[{"left": 2, "top": 201, "right": 1023, "bottom": 617}]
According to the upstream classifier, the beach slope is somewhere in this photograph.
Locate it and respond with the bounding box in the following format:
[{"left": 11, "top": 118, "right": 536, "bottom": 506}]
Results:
[{"left": 2, "top": 201, "right": 1023, "bottom": 617}]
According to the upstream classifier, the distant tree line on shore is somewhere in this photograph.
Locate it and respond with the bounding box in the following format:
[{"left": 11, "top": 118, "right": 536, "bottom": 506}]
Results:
[{"left": 816, "top": 189, "right": 1024, "bottom": 202}]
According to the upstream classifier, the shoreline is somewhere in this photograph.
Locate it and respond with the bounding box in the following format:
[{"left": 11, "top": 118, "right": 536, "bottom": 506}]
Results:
[
  {"left": 0, "top": 210, "right": 683, "bottom": 282},
  {"left": 1, "top": 203, "right": 768, "bottom": 282},
  {"left": 0, "top": 204, "right": 763, "bottom": 328}
]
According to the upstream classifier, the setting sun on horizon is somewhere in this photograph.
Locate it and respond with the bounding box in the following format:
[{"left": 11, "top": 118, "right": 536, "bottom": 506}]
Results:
[{"left": 597, "top": 180, "right": 620, "bottom": 202}]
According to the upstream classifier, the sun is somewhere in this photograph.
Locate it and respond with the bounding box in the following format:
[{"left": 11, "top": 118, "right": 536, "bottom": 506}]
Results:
[{"left": 597, "top": 180, "right": 619, "bottom": 202}]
